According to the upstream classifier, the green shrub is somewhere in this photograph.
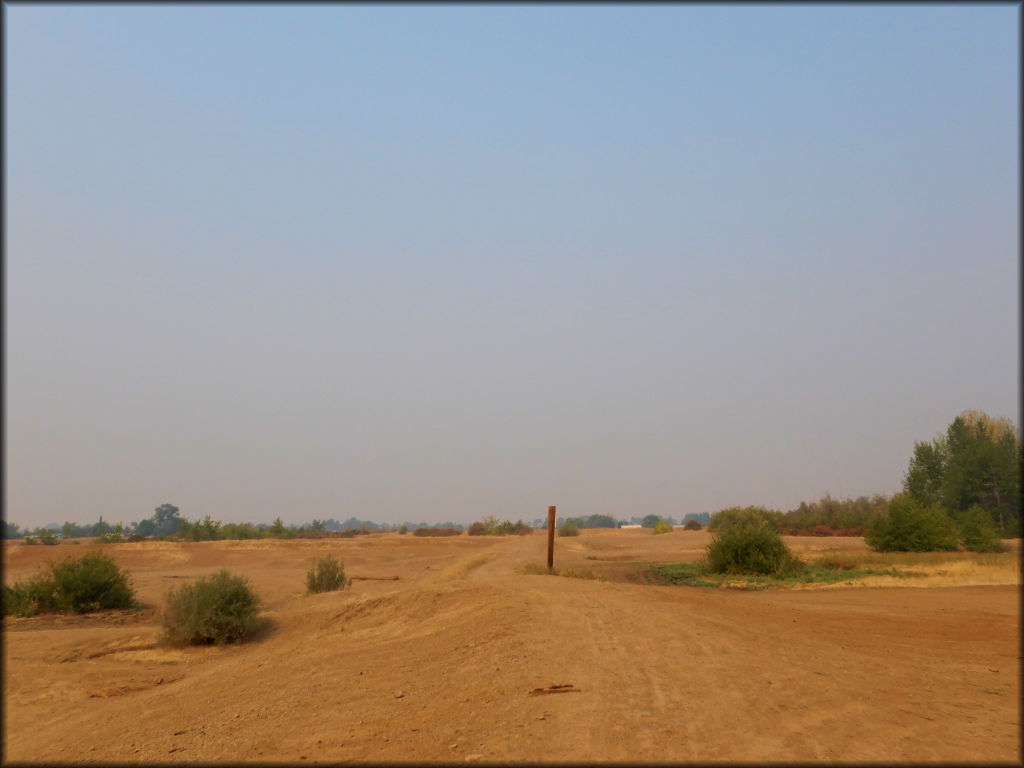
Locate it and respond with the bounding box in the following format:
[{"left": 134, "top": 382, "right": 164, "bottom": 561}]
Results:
[
  {"left": 3, "top": 579, "right": 57, "bottom": 617},
  {"left": 162, "top": 570, "right": 261, "bottom": 646},
  {"left": 959, "top": 504, "right": 1006, "bottom": 553},
  {"left": 705, "top": 520, "right": 801, "bottom": 576},
  {"left": 49, "top": 551, "right": 137, "bottom": 613},
  {"left": 38, "top": 529, "right": 59, "bottom": 545},
  {"left": 22, "top": 536, "right": 38, "bottom": 546},
  {"left": 398, "top": 524, "right": 408, "bottom": 535},
  {"left": 865, "top": 494, "right": 959, "bottom": 552},
  {"left": 558, "top": 521, "right": 579, "bottom": 537},
  {"left": 306, "top": 555, "right": 349, "bottom": 593},
  {"left": 98, "top": 530, "right": 124, "bottom": 543},
  {"left": 654, "top": 520, "right": 673, "bottom": 535},
  {"left": 683, "top": 520, "right": 703, "bottom": 531},
  {"left": 3, "top": 552, "right": 136, "bottom": 616}
]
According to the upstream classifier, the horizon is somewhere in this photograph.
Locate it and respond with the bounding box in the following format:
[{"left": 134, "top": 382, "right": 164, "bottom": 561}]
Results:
[{"left": 5, "top": 5, "right": 1019, "bottom": 530}]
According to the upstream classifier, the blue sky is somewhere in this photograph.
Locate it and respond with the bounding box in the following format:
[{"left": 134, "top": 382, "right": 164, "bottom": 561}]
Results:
[{"left": 5, "top": 5, "right": 1019, "bottom": 528}]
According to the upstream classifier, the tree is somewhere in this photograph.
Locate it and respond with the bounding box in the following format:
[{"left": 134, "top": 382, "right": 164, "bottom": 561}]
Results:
[
  {"left": 153, "top": 504, "right": 182, "bottom": 537},
  {"left": 905, "top": 411, "right": 1021, "bottom": 535},
  {"left": 641, "top": 514, "right": 661, "bottom": 528},
  {"left": 135, "top": 518, "right": 156, "bottom": 537},
  {"left": 310, "top": 519, "right": 326, "bottom": 533},
  {"left": 269, "top": 517, "right": 286, "bottom": 538}
]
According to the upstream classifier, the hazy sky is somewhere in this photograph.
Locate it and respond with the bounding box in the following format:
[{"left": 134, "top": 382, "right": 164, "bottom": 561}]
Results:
[{"left": 5, "top": 5, "right": 1019, "bottom": 529}]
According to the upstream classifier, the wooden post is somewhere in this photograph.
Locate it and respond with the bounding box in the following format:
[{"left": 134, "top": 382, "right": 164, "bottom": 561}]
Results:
[{"left": 547, "top": 506, "right": 556, "bottom": 570}]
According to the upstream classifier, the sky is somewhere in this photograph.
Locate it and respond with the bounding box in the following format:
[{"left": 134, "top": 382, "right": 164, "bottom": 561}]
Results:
[{"left": 5, "top": 4, "right": 1019, "bottom": 529}]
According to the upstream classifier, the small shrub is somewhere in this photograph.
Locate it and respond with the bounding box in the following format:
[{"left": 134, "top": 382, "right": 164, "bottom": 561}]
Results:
[
  {"left": 49, "top": 551, "right": 137, "bottom": 613},
  {"left": 654, "top": 520, "right": 673, "bottom": 535},
  {"left": 127, "top": 533, "right": 144, "bottom": 542},
  {"left": 306, "top": 555, "right": 349, "bottom": 593},
  {"left": 683, "top": 520, "right": 703, "bottom": 531},
  {"left": 558, "top": 521, "right": 580, "bottom": 537},
  {"left": 3, "top": 579, "right": 57, "bottom": 617},
  {"left": 467, "top": 522, "right": 487, "bottom": 536},
  {"left": 705, "top": 521, "right": 801, "bottom": 576},
  {"left": 4, "top": 552, "right": 136, "bottom": 616},
  {"left": 38, "top": 530, "right": 59, "bottom": 545},
  {"left": 98, "top": 530, "right": 125, "bottom": 543},
  {"left": 163, "top": 570, "right": 260, "bottom": 646},
  {"left": 398, "top": 524, "right": 408, "bottom": 535},
  {"left": 22, "top": 536, "right": 38, "bottom": 546}
]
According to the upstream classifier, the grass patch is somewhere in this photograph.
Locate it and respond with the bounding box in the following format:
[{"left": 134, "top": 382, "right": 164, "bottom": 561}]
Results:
[
  {"left": 644, "top": 560, "right": 916, "bottom": 589},
  {"left": 306, "top": 555, "right": 349, "bottom": 594},
  {"left": 516, "top": 563, "right": 607, "bottom": 582}
]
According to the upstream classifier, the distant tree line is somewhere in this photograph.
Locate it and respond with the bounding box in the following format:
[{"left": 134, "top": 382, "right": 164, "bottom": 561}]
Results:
[{"left": 8, "top": 411, "right": 1016, "bottom": 549}]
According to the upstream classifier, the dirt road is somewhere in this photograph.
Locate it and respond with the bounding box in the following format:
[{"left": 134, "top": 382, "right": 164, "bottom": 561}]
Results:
[{"left": 3, "top": 531, "right": 1020, "bottom": 762}]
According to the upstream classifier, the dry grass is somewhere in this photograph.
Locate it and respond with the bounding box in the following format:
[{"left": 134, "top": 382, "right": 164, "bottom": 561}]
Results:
[
  {"left": 438, "top": 553, "right": 492, "bottom": 581},
  {"left": 797, "top": 551, "right": 1020, "bottom": 589}
]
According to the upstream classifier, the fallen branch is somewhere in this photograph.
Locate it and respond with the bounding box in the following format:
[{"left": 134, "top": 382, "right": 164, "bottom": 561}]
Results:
[
  {"left": 349, "top": 575, "right": 400, "bottom": 581},
  {"left": 529, "top": 684, "right": 580, "bottom": 695}
]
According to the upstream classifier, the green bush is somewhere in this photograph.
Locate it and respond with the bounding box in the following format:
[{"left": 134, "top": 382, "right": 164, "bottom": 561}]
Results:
[
  {"left": 3, "top": 552, "right": 136, "bottom": 616},
  {"left": 558, "top": 521, "right": 579, "bottom": 537},
  {"left": 705, "top": 520, "right": 801, "bottom": 576},
  {"left": 49, "top": 551, "right": 137, "bottom": 613},
  {"left": 22, "top": 536, "right": 38, "bottom": 546},
  {"left": 654, "top": 520, "right": 673, "bottom": 535},
  {"left": 3, "top": 579, "right": 57, "bottom": 617},
  {"left": 306, "top": 555, "right": 349, "bottom": 593},
  {"left": 865, "top": 494, "right": 959, "bottom": 552},
  {"left": 959, "top": 504, "right": 1006, "bottom": 553},
  {"left": 162, "top": 570, "right": 261, "bottom": 646},
  {"left": 398, "top": 524, "right": 408, "bottom": 535},
  {"left": 683, "top": 520, "right": 703, "bottom": 531},
  {"left": 38, "top": 529, "right": 59, "bottom": 545}
]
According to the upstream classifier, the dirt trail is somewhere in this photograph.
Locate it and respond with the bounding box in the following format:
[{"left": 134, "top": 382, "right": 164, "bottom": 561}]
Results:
[{"left": 3, "top": 532, "right": 1020, "bottom": 763}]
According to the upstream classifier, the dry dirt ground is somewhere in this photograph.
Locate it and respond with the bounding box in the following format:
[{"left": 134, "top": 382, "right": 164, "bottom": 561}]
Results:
[{"left": 3, "top": 530, "right": 1020, "bottom": 763}]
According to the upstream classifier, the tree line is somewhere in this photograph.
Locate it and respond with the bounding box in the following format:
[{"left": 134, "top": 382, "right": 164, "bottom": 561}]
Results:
[{"left": 5, "top": 410, "right": 1017, "bottom": 544}]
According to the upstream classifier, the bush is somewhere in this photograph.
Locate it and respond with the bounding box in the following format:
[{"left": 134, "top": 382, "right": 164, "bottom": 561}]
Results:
[
  {"left": 3, "top": 552, "right": 136, "bottom": 616},
  {"left": 683, "top": 520, "right": 703, "bottom": 531},
  {"left": 162, "top": 570, "right": 261, "bottom": 646},
  {"left": 654, "top": 520, "right": 673, "bottom": 535},
  {"left": 467, "top": 522, "right": 487, "bottom": 536},
  {"left": 558, "top": 521, "right": 579, "bottom": 537},
  {"left": 865, "top": 494, "right": 959, "bottom": 552},
  {"left": 959, "top": 504, "right": 1005, "bottom": 553},
  {"left": 4, "top": 579, "right": 57, "bottom": 617},
  {"left": 398, "top": 524, "right": 408, "bottom": 535},
  {"left": 38, "top": 530, "right": 59, "bottom": 545},
  {"left": 49, "top": 551, "right": 137, "bottom": 613},
  {"left": 22, "top": 536, "right": 38, "bottom": 546},
  {"left": 705, "top": 520, "right": 801, "bottom": 576},
  {"left": 306, "top": 556, "right": 349, "bottom": 593}
]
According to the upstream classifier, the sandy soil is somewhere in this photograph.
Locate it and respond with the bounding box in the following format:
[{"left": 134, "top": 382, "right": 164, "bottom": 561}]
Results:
[{"left": 3, "top": 530, "right": 1020, "bottom": 763}]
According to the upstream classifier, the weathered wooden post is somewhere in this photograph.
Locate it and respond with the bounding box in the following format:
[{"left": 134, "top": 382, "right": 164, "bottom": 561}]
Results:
[{"left": 547, "top": 506, "right": 556, "bottom": 570}]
